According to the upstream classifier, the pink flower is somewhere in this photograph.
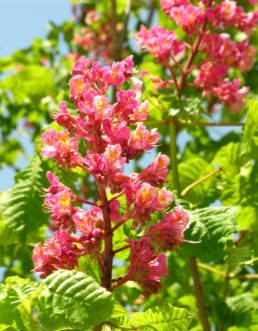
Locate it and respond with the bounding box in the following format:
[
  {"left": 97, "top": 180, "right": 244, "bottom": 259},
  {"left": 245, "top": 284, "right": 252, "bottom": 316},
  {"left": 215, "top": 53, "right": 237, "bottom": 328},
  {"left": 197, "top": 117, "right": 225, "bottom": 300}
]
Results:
[
  {"left": 109, "top": 199, "right": 121, "bottom": 222},
  {"left": 139, "top": 153, "right": 170, "bottom": 186},
  {"left": 160, "top": 0, "right": 189, "bottom": 13},
  {"left": 125, "top": 238, "right": 168, "bottom": 296},
  {"left": 46, "top": 171, "right": 67, "bottom": 194},
  {"left": 134, "top": 183, "right": 158, "bottom": 218},
  {"left": 155, "top": 188, "right": 174, "bottom": 211},
  {"left": 93, "top": 95, "right": 113, "bottom": 121},
  {"left": 114, "top": 89, "right": 139, "bottom": 119},
  {"left": 85, "top": 144, "right": 126, "bottom": 190},
  {"left": 135, "top": 25, "right": 185, "bottom": 62},
  {"left": 71, "top": 56, "right": 89, "bottom": 75},
  {"left": 236, "top": 11, "right": 258, "bottom": 34},
  {"left": 128, "top": 125, "right": 159, "bottom": 152},
  {"left": 33, "top": 230, "right": 83, "bottom": 278},
  {"left": 103, "top": 56, "right": 134, "bottom": 87},
  {"left": 44, "top": 172, "right": 77, "bottom": 229},
  {"left": 207, "top": 1, "right": 243, "bottom": 29},
  {"left": 69, "top": 75, "right": 88, "bottom": 102},
  {"left": 103, "top": 119, "right": 131, "bottom": 146},
  {"left": 202, "top": 33, "right": 240, "bottom": 67},
  {"left": 212, "top": 78, "right": 249, "bottom": 113},
  {"left": 52, "top": 102, "right": 77, "bottom": 133},
  {"left": 238, "top": 40, "right": 256, "bottom": 72},
  {"left": 194, "top": 63, "right": 228, "bottom": 90},
  {"left": 41, "top": 129, "right": 81, "bottom": 168},
  {"left": 169, "top": 5, "right": 205, "bottom": 33},
  {"left": 73, "top": 207, "right": 104, "bottom": 253},
  {"left": 133, "top": 184, "right": 173, "bottom": 223},
  {"left": 145, "top": 206, "right": 189, "bottom": 251}
]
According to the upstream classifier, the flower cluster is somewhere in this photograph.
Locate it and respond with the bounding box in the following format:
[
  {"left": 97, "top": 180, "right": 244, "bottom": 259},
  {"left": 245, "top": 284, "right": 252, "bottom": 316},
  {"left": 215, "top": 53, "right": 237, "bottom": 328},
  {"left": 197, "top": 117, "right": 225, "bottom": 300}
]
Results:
[
  {"left": 33, "top": 56, "right": 189, "bottom": 295},
  {"left": 74, "top": 10, "right": 113, "bottom": 62},
  {"left": 136, "top": 0, "right": 258, "bottom": 113}
]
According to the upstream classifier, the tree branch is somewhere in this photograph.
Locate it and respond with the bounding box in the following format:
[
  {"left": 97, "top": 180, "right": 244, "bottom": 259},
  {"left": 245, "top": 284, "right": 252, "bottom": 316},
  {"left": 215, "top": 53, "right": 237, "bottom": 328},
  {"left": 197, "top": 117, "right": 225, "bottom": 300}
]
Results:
[
  {"left": 119, "top": 0, "right": 132, "bottom": 49},
  {"left": 97, "top": 184, "right": 113, "bottom": 290},
  {"left": 111, "top": 0, "right": 121, "bottom": 61},
  {"left": 113, "top": 245, "right": 130, "bottom": 255},
  {"left": 146, "top": 0, "right": 155, "bottom": 28},
  {"left": 189, "top": 256, "right": 211, "bottom": 331},
  {"left": 169, "top": 118, "right": 211, "bottom": 331},
  {"left": 181, "top": 167, "right": 222, "bottom": 198}
]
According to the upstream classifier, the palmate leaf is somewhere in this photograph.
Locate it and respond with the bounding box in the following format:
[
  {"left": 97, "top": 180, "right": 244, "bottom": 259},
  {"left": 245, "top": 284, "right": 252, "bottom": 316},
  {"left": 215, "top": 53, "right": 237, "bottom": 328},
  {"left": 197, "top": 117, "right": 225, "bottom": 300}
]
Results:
[
  {"left": 127, "top": 304, "right": 193, "bottom": 331},
  {"left": 38, "top": 269, "right": 115, "bottom": 330},
  {"left": 0, "top": 276, "right": 37, "bottom": 331},
  {"left": 182, "top": 207, "right": 238, "bottom": 262},
  {"left": 212, "top": 142, "right": 249, "bottom": 205},
  {"left": 178, "top": 157, "right": 218, "bottom": 206},
  {"left": 243, "top": 99, "right": 258, "bottom": 159},
  {"left": 0, "top": 155, "right": 48, "bottom": 246},
  {"left": 215, "top": 293, "right": 258, "bottom": 327}
]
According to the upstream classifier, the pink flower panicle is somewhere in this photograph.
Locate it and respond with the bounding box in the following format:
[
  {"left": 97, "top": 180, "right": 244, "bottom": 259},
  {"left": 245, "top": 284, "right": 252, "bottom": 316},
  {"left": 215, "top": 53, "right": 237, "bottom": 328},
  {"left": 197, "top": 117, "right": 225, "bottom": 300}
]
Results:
[
  {"left": 136, "top": 0, "right": 257, "bottom": 113},
  {"left": 32, "top": 230, "right": 83, "bottom": 278},
  {"left": 135, "top": 25, "right": 185, "bottom": 62},
  {"left": 74, "top": 10, "right": 113, "bottom": 62},
  {"left": 34, "top": 56, "right": 189, "bottom": 295},
  {"left": 125, "top": 238, "right": 168, "bottom": 296},
  {"left": 145, "top": 206, "right": 189, "bottom": 251}
]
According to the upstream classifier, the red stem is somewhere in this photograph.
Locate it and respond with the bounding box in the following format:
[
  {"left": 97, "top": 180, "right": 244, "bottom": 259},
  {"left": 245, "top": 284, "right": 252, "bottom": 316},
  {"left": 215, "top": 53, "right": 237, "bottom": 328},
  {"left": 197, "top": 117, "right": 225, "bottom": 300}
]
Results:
[
  {"left": 112, "top": 211, "right": 132, "bottom": 232},
  {"left": 109, "top": 190, "right": 125, "bottom": 203},
  {"left": 97, "top": 254, "right": 106, "bottom": 276},
  {"left": 111, "top": 277, "right": 128, "bottom": 290},
  {"left": 177, "top": 1, "right": 212, "bottom": 97},
  {"left": 113, "top": 244, "right": 130, "bottom": 255},
  {"left": 97, "top": 184, "right": 113, "bottom": 290},
  {"left": 75, "top": 197, "right": 99, "bottom": 208}
]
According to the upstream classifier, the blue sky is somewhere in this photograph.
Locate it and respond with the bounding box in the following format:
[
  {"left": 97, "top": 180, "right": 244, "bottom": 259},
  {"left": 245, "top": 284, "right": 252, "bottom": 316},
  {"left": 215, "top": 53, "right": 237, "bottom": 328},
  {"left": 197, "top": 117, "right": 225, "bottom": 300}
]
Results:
[
  {"left": 0, "top": 0, "right": 71, "bottom": 56},
  {"left": 0, "top": 1, "right": 71, "bottom": 189}
]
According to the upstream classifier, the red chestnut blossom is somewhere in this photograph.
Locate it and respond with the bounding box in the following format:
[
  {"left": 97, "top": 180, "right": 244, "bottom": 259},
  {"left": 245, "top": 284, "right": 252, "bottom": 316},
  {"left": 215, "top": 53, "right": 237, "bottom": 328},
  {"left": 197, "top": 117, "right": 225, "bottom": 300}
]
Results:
[
  {"left": 145, "top": 206, "right": 189, "bottom": 251},
  {"left": 135, "top": 25, "right": 185, "bottom": 62},
  {"left": 211, "top": 78, "right": 249, "bottom": 113},
  {"left": 194, "top": 62, "right": 228, "bottom": 90},
  {"left": 136, "top": 0, "right": 257, "bottom": 113},
  {"left": 206, "top": 1, "right": 243, "bottom": 29},
  {"left": 73, "top": 207, "right": 104, "bottom": 254},
  {"left": 43, "top": 172, "right": 77, "bottom": 230},
  {"left": 74, "top": 10, "right": 113, "bottom": 62},
  {"left": 237, "top": 12, "right": 258, "bottom": 34},
  {"left": 128, "top": 125, "right": 159, "bottom": 153},
  {"left": 52, "top": 102, "right": 77, "bottom": 133},
  {"left": 160, "top": 0, "right": 189, "bottom": 13},
  {"left": 34, "top": 56, "right": 188, "bottom": 294},
  {"left": 33, "top": 230, "right": 83, "bottom": 278},
  {"left": 139, "top": 153, "right": 170, "bottom": 186},
  {"left": 169, "top": 5, "right": 205, "bottom": 33},
  {"left": 125, "top": 238, "right": 168, "bottom": 296},
  {"left": 41, "top": 129, "right": 81, "bottom": 168}
]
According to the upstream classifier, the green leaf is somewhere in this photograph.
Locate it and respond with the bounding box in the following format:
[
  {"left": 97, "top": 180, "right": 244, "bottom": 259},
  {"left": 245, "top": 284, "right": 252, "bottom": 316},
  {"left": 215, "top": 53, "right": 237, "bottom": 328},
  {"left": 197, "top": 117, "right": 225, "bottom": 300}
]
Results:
[
  {"left": 128, "top": 304, "right": 193, "bottom": 330},
  {"left": 178, "top": 157, "right": 217, "bottom": 205},
  {"left": 0, "top": 155, "right": 49, "bottom": 246},
  {"left": 237, "top": 206, "right": 258, "bottom": 231},
  {"left": 183, "top": 207, "right": 239, "bottom": 262},
  {"left": 216, "top": 293, "right": 258, "bottom": 327},
  {"left": 226, "top": 246, "right": 253, "bottom": 271},
  {"left": 168, "top": 97, "right": 202, "bottom": 121},
  {"left": 212, "top": 142, "right": 251, "bottom": 205},
  {"left": 0, "top": 276, "right": 37, "bottom": 330},
  {"left": 243, "top": 99, "right": 258, "bottom": 158},
  {"left": 38, "top": 269, "right": 115, "bottom": 330}
]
